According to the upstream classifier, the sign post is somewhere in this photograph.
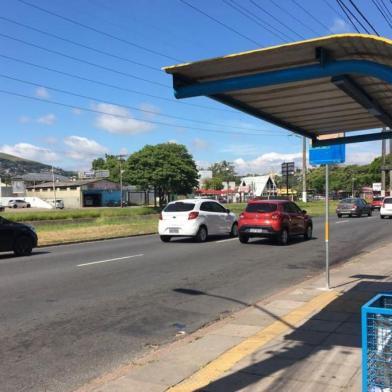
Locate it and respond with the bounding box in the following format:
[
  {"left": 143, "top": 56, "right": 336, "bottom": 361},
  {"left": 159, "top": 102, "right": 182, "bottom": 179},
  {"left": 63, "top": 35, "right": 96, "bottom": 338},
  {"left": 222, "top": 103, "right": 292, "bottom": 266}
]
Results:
[
  {"left": 281, "top": 162, "right": 295, "bottom": 199},
  {"left": 309, "top": 143, "right": 345, "bottom": 290}
]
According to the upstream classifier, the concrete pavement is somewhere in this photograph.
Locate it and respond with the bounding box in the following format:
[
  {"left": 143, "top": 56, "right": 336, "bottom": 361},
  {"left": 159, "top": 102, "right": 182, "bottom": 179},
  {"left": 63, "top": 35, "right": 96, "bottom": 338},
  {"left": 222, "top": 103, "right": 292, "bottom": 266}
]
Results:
[
  {"left": 84, "top": 239, "right": 392, "bottom": 392},
  {"left": 0, "top": 213, "right": 391, "bottom": 391}
]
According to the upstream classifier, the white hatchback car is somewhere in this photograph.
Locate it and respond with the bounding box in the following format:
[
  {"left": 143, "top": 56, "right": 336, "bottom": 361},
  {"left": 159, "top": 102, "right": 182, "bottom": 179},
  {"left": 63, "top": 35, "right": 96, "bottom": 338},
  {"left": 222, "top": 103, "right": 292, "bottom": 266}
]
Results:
[
  {"left": 380, "top": 197, "right": 392, "bottom": 219},
  {"left": 158, "top": 199, "right": 238, "bottom": 242}
]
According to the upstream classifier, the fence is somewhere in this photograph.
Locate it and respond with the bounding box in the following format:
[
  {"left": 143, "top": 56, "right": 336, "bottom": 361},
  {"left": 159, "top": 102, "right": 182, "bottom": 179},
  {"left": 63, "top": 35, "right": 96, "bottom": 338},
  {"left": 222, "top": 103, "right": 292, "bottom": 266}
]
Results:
[{"left": 362, "top": 293, "right": 392, "bottom": 391}]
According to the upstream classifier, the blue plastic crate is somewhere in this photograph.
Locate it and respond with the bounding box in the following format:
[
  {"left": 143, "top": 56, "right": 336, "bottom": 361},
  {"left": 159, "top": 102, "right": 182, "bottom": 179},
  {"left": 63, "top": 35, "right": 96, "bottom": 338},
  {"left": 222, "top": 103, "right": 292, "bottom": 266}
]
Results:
[{"left": 362, "top": 294, "right": 392, "bottom": 391}]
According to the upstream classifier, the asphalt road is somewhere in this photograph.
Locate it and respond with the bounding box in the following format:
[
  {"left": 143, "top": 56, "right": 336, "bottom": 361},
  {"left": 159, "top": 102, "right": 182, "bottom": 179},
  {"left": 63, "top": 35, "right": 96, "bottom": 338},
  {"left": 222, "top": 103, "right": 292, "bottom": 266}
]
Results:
[{"left": 0, "top": 213, "right": 391, "bottom": 392}]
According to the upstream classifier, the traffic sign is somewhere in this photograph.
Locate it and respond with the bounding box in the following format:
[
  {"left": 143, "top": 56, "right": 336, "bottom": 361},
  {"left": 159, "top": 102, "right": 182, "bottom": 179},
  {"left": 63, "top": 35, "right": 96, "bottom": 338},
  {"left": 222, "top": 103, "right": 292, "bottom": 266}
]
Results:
[
  {"left": 309, "top": 144, "right": 345, "bottom": 165},
  {"left": 281, "top": 162, "right": 295, "bottom": 175}
]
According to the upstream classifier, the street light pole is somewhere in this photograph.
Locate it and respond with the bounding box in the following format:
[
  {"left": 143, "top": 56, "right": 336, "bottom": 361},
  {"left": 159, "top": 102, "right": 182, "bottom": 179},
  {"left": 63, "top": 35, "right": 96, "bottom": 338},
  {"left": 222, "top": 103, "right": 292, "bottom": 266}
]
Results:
[
  {"left": 302, "top": 136, "right": 307, "bottom": 203},
  {"left": 51, "top": 165, "right": 57, "bottom": 208},
  {"left": 116, "top": 154, "right": 127, "bottom": 208}
]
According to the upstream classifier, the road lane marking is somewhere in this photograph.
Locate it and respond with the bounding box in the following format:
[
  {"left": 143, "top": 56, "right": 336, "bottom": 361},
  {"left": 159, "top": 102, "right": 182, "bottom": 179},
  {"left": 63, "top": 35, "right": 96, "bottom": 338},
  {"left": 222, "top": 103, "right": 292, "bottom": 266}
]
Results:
[
  {"left": 167, "top": 290, "right": 339, "bottom": 392},
  {"left": 77, "top": 254, "right": 144, "bottom": 267},
  {"left": 215, "top": 238, "right": 238, "bottom": 243},
  {"left": 335, "top": 220, "right": 349, "bottom": 224}
]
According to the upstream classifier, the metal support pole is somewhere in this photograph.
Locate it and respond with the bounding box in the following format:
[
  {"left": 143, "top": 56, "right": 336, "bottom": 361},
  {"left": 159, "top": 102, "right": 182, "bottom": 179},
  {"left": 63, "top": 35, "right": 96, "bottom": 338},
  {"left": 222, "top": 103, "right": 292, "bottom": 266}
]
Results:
[
  {"left": 302, "top": 136, "right": 307, "bottom": 203},
  {"left": 390, "top": 137, "right": 392, "bottom": 195},
  {"left": 286, "top": 173, "right": 289, "bottom": 199},
  {"left": 120, "top": 159, "right": 123, "bottom": 208},
  {"left": 325, "top": 164, "right": 330, "bottom": 290},
  {"left": 382, "top": 128, "right": 386, "bottom": 197},
  {"left": 51, "top": 166, "right": 57, "bottom": 208}
]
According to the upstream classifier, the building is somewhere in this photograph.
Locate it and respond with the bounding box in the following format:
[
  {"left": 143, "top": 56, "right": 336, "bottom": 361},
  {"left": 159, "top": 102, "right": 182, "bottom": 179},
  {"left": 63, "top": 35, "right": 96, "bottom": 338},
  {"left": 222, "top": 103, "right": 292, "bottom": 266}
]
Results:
[
  {"left": 198, "top": 169, "right": 213, "bottom": 188},
  {"left": 26, "top": 179, "right": 121, "bottom": 208},
  {"left": 239, "top": 175, "right": 277, "bottom": 197}
]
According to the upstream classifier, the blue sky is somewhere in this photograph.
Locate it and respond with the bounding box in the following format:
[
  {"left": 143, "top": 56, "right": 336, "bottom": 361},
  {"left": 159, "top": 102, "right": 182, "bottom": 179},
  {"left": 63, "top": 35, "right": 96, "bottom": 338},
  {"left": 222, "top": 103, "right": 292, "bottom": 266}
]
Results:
[{"left": 0, "top": 0, "right": 390, "bottom": 173}]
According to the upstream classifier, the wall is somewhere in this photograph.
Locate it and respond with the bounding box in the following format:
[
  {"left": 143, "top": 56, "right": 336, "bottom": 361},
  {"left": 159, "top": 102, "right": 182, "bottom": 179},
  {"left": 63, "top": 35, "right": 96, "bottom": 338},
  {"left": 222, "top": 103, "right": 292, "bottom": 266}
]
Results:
[{"left": 26, "top": 188, "right": 81, "bottom": 209}]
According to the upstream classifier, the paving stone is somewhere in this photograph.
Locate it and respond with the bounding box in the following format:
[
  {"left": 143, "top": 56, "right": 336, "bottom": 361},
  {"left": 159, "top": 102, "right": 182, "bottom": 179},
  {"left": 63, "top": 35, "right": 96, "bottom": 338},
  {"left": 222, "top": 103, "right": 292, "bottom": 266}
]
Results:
[
  {"left": 335, "top": 321, "right": 362, "bottom": 336},
  {"left": 278, "top": 329, "right": 330, "bottom": 346},
  {"left": 230, "top": 313, "right": 279, "bottom": 327},
  {"left": 96, "top": 377, "right": 165, "bottom": 392},
  {"left": 311, "top": 310, "right": 352, "bottom": 322},
  {"left": 208, "top": 323, "right": 262, "bottom": 338},
  {"left": 322, "top": 332, "right": 361, "bottom": 348},
  {"left": 297, "top": 319, "right": 342, "bottom": 333}
]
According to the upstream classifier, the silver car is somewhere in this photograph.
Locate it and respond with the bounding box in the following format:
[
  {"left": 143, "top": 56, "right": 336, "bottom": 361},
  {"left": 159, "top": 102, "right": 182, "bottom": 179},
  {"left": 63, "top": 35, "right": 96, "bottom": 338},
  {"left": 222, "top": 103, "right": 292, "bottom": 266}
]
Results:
[{"left": 8, "top": 199, "right": 31, "bottom": 209}]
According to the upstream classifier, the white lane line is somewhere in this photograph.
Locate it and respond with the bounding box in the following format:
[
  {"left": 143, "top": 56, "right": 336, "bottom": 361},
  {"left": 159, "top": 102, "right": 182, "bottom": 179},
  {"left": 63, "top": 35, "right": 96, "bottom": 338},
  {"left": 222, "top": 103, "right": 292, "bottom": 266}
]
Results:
[
  {"left": 335, "top": 220, "right": 349, "bottom": 224},
  {"left": 215, "top": 238, "right": 238, "bottom": 243},
  {"left": 77, "top": 254, "right": 144, "bottom": 267}
]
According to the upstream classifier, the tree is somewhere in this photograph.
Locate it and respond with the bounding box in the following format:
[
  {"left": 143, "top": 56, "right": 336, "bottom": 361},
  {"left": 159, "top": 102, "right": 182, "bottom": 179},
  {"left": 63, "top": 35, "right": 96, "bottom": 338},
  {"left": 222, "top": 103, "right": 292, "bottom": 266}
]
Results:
[
  {"left": 91, "top": 154, "right": 123, "bottom": 182},
  {"left": 125, "top": 143, "right": 199, "bottom": 205},
  {"left": 203, "top": 177, "right": 224, "bottom": 190},
  {"left": 209, "top": 160, "right": 237, "bottom": 181}
]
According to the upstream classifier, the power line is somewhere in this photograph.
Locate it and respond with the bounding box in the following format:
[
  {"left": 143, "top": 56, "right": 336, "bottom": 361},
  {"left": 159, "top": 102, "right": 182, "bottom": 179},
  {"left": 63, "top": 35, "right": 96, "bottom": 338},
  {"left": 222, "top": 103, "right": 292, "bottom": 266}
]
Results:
[
  {"left": 222, "top": 0, "right": 290, "bottom": 42},
  {"left": 248, "top": 0, "right": 305, "bottom": 40},
  {"left": 347, "top": 0, "right": 380, "bottom": 35},
  {"left": 0, "top": 72, "right": 280, "bottom": 134},
  {"left": 0, "top": 88, "right": 290, "bottom": 138},
  {"left": 371, "top": 0, "right": 392, "bottom": 30},
  {"left": 16, "top": 0, "right": 182, "bottom": 62},
  {"left": 322, "top": 0, "right": 357, "bottom": 30},
  {"left": 0, "top": 32, "right": 170, "bottom": 88},
  {"left": 0, "top": 16, "right": 161, "bottom": 72},
  {"left": 378, "top": 0, "right": 392, "bottom": 25},
  {"left": 178, "top": 0, "right": 262, "bottom": 46},
  {"left": 290, "top": 0, "right": 332, "bottom": 33},
  {"left": 336, "top": 0, "right": 367, "bottom": 33},
  {"left": 269, "top": 0, "right": 322, "bottom": 36},
  {"left": 0, "top": 53, "right": 232, "bottom": 112}
]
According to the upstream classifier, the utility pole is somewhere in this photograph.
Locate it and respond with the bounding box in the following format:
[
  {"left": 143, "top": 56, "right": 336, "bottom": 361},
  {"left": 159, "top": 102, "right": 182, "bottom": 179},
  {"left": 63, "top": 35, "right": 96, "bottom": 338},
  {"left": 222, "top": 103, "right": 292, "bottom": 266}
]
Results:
[
  {"left": 115, "top": 154, "right": 127, "bottom": 207},
  {"left": 51, "top": 165, "right": 57, "bottom": 208},
  {"left": 382, "top": 128, "right": 386, "bottom": 197},
  {"left": 390, "top": 137, "right": 392, "bottom": 195},
  {"left": 302, "top": 136, "right": 307, "bottom": 203}
]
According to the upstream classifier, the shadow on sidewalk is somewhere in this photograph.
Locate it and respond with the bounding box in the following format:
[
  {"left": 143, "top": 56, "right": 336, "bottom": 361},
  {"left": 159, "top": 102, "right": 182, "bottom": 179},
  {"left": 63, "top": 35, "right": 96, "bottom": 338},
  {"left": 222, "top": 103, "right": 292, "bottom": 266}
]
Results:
[{"left": 176, "top": 278, "right": 391, "bottom": 392}]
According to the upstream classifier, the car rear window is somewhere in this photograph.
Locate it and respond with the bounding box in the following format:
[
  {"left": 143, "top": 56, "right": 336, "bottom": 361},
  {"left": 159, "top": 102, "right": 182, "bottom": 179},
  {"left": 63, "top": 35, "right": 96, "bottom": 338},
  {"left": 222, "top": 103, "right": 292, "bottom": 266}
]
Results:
[
  {"left": 384, "top": 198, "right": 392, "bottom": 204},
  {"left": 341, "top": 198, "right": 356, "bottom": 204},
  {"left": 246, "top": 203, "right": 277, "bottom": 213},
  {"left": 164, "top": 202, "right": 195, "bottom": 212}
]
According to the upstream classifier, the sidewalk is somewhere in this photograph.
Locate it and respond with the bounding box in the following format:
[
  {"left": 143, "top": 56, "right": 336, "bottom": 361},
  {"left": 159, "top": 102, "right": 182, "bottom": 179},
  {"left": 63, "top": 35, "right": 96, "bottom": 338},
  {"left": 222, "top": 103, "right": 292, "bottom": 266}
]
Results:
[{"left": 77, "top": 242, "right": 392, "bottom": 392}]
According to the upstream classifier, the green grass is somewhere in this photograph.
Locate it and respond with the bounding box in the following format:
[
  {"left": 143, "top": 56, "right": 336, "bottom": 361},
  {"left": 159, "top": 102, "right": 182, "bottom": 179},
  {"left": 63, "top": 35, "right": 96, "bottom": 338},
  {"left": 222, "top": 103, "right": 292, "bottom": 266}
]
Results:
[{"left": 2, "top": 206, "right": 160, "bottom": 222}]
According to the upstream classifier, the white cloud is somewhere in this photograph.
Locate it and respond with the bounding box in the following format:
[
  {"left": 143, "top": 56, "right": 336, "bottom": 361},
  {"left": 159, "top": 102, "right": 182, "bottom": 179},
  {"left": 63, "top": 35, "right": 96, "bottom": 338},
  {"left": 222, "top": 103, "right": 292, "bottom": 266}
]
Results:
[
  {"left": 0, "top": 143, "right": 58, "bottom": 163},
  {"left": 43, "top": 136, "right": 58, "bottom": 145},
  {"left": 72, "top": 108, "right": 82, "bottom": 116},
  {"left": 330, "top": 18, "right": 351, "bottom": 34},
  {"left": 18, "top": 115, "right": 31, "bottom": 124},
  {"left": 139, "top": 102, "right": 160, "bottom": 119},
  {"left": 37, "top": 113, "right": 56, "bottom": 125},
  {"left": 167, "top": 139, "right": 178, "bottom": 144},
  {"left": 191, "top": 138, "right": 209, "bottom": 150},
  {"left": 64, "top": 136, "right": 108, "bottom": 160},
  {"left": 119, "top": 147, "right": 128, "bottom": 155},
  {"left": 234, "top": 151, "right": 303, "bottom": 174},
  {"left": 346, "top": 151, "right": 379, "bottom": 165},
  {"left": 35, "top": 87, "right": 50, "bottom": 99},
  {"left": 94, "top": 103, "right": 153, "bottom": 135}
]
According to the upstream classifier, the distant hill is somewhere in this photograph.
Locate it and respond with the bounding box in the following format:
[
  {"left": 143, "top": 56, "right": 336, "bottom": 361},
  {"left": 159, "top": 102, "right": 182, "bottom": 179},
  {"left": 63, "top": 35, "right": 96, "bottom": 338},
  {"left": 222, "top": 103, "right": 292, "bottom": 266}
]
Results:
[{"left": 0, "top": 152, "right": 75, "bottom": 181}]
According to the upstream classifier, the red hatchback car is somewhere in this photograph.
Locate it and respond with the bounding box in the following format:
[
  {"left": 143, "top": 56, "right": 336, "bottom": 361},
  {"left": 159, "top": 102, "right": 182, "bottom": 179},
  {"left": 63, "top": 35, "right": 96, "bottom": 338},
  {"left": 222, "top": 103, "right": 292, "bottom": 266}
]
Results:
[{"left": 238, "top": 199, "right": 313, "bottom": 245}]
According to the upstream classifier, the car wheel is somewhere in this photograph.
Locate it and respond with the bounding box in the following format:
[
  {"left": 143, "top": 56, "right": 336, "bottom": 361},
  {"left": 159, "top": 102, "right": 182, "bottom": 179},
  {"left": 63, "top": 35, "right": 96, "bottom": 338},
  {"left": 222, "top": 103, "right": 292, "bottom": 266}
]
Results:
[
  {"left": 239, "top": 234, "right": 249, "bottom": 243},
  {"left": 337, "top": 214, "right": 342, "bottom": 218},
  {"left": 304, "top": 225, "right": 312, "bottom": 240},
  {"left": 195, "top": 226, "right": 208, "bottom": 242},
  {"left": 381, "top": 215, "right": 385, "bottom": 219},
  {"left": 278, "top": 228, "right": 289, "bottom": 245},
  {"left": 230, "top": 223, "right": 239, "bottom": 237},
  {"left": 13, "top": 236, "right": 33, "bottom": 256},
  {"left": 13, "top": 204, "right": 17, "bottom": 208},
  {"left": 160, "top": 235, "right": 171, "bottom": 242},
  {"left": 368, "top": 210, "right": 372, "bottom": 217},
  {"left": 26, "top": 204, "right": 31, "bottom": 208}
]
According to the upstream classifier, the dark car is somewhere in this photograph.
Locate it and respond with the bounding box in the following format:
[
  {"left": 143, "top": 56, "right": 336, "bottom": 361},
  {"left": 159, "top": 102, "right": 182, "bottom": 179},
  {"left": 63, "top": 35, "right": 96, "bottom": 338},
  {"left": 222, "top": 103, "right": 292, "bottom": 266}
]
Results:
[
  {"left": 336, "top": 198, "right": 372, "bottom": 218},
  {"left": 0, "top": 217, "right": 38, "bottom": 256},
  {"left": 238, "top": 200, "right": 313, "bottom": 245}
]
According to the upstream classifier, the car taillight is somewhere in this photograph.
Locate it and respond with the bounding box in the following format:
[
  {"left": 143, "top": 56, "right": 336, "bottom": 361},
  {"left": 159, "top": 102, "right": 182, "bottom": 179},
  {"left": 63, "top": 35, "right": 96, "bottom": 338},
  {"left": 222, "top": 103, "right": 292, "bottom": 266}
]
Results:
[
  {"left": 188, "top": 211, "right": 199, "bottom": 220},
  {"left": 159, "top": 212, "right": 163, "bottom": 220},
  {"left": 351, "top": 204, "right": 356, "bottom": 208},
  {"left": 271, "top": 213, "right": 280, "bottom": 220},
  {"left": 239, "top": 213, "right": 245, "bottom": 219}
]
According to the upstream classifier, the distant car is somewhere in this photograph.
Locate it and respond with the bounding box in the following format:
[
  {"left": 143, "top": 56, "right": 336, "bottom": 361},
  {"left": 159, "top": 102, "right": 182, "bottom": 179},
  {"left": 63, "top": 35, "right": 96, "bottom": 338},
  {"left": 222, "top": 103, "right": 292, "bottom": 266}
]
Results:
[
  {"left": 371, "top": 196, "right": 384, "bottom": 210},
  {"left": 336, "top": 198, "right": 372, "bottom": 218},
  {"left": 380, "top": 197, "right": 392, "bottom": 219},
  {"left": 0, "top": 216, "right": 38, "bottom": 256},
  {"left": 0, "top": 205, "right": 4, "bottom": 212},
  {"left": 8, "top": 199, "right": 31, "bottom": 209},
  {"left": 158, "top": 199, "right": 238, "bottom": 242},
  {"left": 47, "top": 199, "right": 64, "bottom": 209},
  {"left": 238, "top": 199, "right": 313, "bottom": 245}
]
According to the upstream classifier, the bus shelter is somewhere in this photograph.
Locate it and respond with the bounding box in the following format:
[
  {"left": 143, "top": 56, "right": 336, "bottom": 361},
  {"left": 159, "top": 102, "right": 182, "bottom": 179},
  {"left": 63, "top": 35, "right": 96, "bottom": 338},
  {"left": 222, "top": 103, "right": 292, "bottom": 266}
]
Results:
[{"left": 164, "top": 34, "right": 392, "bottom": 290}]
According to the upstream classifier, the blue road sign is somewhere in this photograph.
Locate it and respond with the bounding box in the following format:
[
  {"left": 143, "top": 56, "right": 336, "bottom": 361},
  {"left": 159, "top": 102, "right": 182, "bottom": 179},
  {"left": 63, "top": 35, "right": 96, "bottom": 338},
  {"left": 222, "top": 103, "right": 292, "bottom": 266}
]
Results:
[{"left": 309, "top": 144, "right": 346, "bottom": 165}]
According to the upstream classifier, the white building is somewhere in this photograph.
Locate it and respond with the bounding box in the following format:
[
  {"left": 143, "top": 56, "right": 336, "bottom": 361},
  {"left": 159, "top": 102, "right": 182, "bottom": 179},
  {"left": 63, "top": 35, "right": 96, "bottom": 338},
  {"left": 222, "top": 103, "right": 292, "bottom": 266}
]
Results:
[
  {"left": 198, "top": 169, "right": 213, "bottom": 187},
  {"left": 239, "top": 175, "right": 277, "bottom": 197}
]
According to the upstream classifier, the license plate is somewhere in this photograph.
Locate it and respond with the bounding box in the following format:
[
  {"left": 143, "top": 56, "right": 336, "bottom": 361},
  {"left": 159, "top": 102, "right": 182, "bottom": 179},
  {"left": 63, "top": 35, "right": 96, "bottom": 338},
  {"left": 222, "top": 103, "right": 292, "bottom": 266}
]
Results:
[
  {"left": 169, "top": 228, "right": 179, "bottom": 234},
  {"left": 249, "top": 228, "right": 265, "bottom": 233}
]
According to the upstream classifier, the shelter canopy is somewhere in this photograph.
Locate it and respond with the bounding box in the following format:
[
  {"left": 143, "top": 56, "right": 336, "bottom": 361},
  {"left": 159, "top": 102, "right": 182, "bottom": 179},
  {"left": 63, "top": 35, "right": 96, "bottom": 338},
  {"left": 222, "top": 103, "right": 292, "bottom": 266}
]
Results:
[{"left": 164, "top": 34, "right": 392, "bottom": 146}]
